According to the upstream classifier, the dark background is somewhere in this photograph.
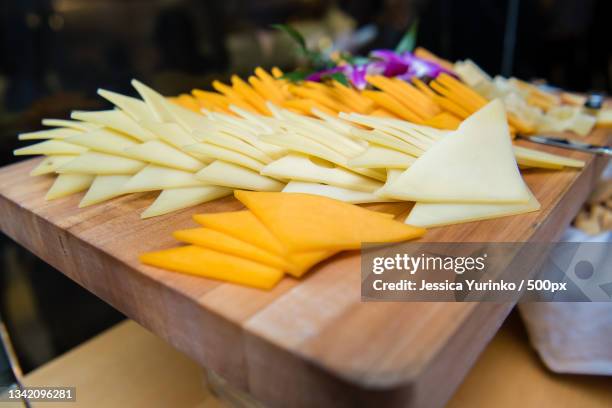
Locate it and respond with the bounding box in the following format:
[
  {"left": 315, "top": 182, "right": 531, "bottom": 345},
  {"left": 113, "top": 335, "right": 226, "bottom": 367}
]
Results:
[{"left": 0, "top": 0, "right": 610, "bottom": 379}]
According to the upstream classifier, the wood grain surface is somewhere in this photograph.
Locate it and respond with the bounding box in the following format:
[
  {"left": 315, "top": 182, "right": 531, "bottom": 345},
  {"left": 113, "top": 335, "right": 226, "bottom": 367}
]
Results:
[{"left": 0, "top": 129, "right": 609, "bottom": 408}]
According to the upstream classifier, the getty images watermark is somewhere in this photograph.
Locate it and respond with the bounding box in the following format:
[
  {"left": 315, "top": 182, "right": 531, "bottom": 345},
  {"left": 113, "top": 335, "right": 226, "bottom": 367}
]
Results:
[{"left": 361, "top": 242, "right": 612, "bottom": 302}]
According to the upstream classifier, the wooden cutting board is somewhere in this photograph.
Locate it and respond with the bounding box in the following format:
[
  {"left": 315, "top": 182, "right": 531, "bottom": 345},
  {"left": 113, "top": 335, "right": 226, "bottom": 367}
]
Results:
[{"left": 0, "top": 129, "right": 609, "bottom": 408}]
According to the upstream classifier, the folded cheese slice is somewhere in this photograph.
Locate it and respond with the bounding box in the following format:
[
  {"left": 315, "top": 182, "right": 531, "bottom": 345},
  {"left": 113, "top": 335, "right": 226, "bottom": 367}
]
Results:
[
  {"left": 405, "top": 187, "right": 541, "bottom": 228},
  {"left": 384, "top": 99, "right": 531, "bottom": 203}
]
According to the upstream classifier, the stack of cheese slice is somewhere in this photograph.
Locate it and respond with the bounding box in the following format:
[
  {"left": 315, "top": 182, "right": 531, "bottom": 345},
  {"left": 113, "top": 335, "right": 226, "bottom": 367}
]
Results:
[
  {"left": 14, "top": 79, "right": 585, "bottom": 226},
  {"left": 379, "top": 99, "right": 542, "bottom": 227},
  {"left": 140, "top": 191, "right": 426, "bottom": 289}
]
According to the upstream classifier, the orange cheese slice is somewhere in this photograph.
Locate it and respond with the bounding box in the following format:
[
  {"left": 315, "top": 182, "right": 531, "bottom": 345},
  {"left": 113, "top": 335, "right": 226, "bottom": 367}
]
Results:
[
  {"left": 193, "top": 210, "right": 287, "bottom": 256},
  {"left": 235, "top": 191, "right": 426, "bottom": 252},
  {"left": 140, "top": 245, "right": 283, "bottom": 289},
  {"left": 173, "top": 227, "right": 289, "bottom": 270}
]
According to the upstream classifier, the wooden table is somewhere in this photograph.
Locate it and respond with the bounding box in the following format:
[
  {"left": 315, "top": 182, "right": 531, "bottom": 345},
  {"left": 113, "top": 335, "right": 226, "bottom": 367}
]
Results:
[{"left": 0, "top": 129, "right": 609, "bottom": 408}]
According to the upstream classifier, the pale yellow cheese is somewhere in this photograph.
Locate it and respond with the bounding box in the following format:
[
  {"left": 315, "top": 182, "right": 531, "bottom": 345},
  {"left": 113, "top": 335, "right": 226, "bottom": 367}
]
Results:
[
  {"left": 65, "top": 129, "right": 139, "bottom": 157},
  {"left": 41, "top": 118, "right": 100, "bottom": 132},
  {"left": 141, "top": 186, "right": 231, "bottom": 218},
  {"left": 405, "top": 187, "right": 541, "bottom": 228},
  {"left": 30, "top": 155, "right": 76, "bottom": 176},
  {"left": 71, "top": 109, "right": 156, "bottom": 142},
  {"left": 97, "top": 88, "right": 156, "bottom": 122},
  {"left": 138, "top": 121, "right": 197, "bottom": 148},
  {"left": 385, "top": 99, "right": 531, "bottom": 203},
  {"left": 131, "top": 79, "right": 175, "bottom": 122},
  {"left": 184, "top": 143, "right": 265, "bottom": 172},
  {"left": 262, "top": 154, "right": 382, "bottom": 192},
  {"left": 122, "top": 165, "right": 208, "bottom": 193},
  {"left": 513, "top": 145, "right": 584, "bottom": 169},
  {"left": 45, "top": 174, "right": 94, "bottom": 200},
  {"left": 124, "top": 140, "right": 205, "bottom": 172},
  {"left": 14, "top": 140, "right": 88, "bottom": 156},
  {"left": 56, "top": 152, "right": 146, "bottom": 175},
  {"left": 348, "top": 145, "right": 416, "bottom": 169},
  {"left": 79, "top": 175, "right": 131, "bottom": 207},
  {"left": 19, "top": 128, "right": 82, "bottom": 141},
  {"left": 196, "top": 160, "right": 284, "bottom": 191},
  {"left": 282, "top": 181, "right": 394, "bottom": 203}
]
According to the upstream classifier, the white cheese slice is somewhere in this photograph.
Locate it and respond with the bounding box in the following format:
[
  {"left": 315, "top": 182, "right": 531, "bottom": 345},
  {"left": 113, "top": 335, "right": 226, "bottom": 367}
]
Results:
[
  {"left": 348, "top": 145, "right": 416, "bottom": 169},
  {"left": 79, "top": 175, "right": 131, "bottom": 207},
  {"left": 196, "top": 160, "right": 284, "bottom": 191},
  {"left": 97, "top": 88, "right": 156, "bottom": 122},
  {"left": 196, "top": 131, "right": 272, "bottom": 164},
  {"left": 282, "top": 181, "right": 394, "bottom": 204},
  {"left": 185, "top": 143, "right": 265, "bottom": 172},
  {"left": 65, "top": 129, "right": 139, "bottom": 158},
  {"left": 14, "top": 140, "right": 88, "bottom": 156},
  {"left": 138, "top": 120, "right": 197, "bottom": 148},
  {"left": 385, "top": 99, "right": 530, "bottom": 203},
  {"left": 513, "top": 145, "right": 584, "bottom": 169},
  {"left": 141, "top": 186, "right": 232, "bottom": 219},
  {"left": 19, "top": 128, "right": 82, "bottom": 141},
  {"left": 124, "top": 140, "right": 205, "bottom": 172},
  {"left": 349, "top": 127, "right": 423, "bottom": 157},
  {"left": 56, "top": 152, "right": 146, "bottom": 175},
  {"left": 45, "top": 174, "right": 94, "bottom": 200},
  {"left": 122, "top": 165, "right": 208, "bottom": 193},
  {"left": 42, "top": 119, "right": 101, "bottom": 132},
  {"left": 131, "top": 79, "right": 175, "bottom": 123},
  {"left": 262, "top": 154, "right": 382, "bottom": 192},
  {"left": 71, "top": 110, "right": 156, "bottom": 142},
  {"left": 405, "top": 187, "right": 541, "bottom": 228},
  {"left": 30, "top": 155, "right": 77, "bottom": 176}
]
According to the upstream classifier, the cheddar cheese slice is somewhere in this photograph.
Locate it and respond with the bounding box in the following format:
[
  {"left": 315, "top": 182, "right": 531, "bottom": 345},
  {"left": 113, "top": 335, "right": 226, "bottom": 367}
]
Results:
[
  {"left": 234, "top": 191, "right": 425, "bottom": 252},
  {"left": 173, "top": 228, "right": 289, "bottom": 269},
  {"left": 140, "top": 245, "right": 284, "bottom": 289}
]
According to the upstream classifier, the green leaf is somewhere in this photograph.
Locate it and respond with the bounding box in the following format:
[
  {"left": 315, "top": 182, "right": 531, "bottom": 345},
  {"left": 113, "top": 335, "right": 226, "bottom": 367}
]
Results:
[
  {"left": 326, "top": 72, "right": 350, "bottom": 86},
  {"left": 395, "top": 19, "right": 419, "bottom": 53},
  {"left": 271, "top": 24, "right": 307, "bottom": 53},
  {"left": 280, "top": 70, "right": 312, "bottom": 83}
]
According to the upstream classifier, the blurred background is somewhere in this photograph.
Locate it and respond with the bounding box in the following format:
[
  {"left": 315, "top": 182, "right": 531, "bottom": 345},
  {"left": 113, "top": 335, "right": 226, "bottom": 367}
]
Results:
[{"left": 0, "top": 0, "right": 610, "bottom": 382}]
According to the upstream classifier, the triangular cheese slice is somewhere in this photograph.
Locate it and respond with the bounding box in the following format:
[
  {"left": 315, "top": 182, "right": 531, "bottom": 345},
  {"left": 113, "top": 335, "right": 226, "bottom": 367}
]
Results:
[
  {"left": 122, "top": 165, "right": 208, "bottom": 192},
  {"left": 65, "top": 129, "right": 139, "bottom": 157},
  {"left": 14, "top": 140, "right": 88, "bottom": 156},
  {"left": 384, "top": 99, "right": 530, "bottom": 203},
  {"left": 56, "top": 152, "right": 146, "bottom": 175},
  {"left": 195, "top": 160, "right": 284, "bottom": 191},
  {"left": 262, "top": 154, "right": 382, "bottom": 192},
  {"left": 185, "top": 143, "right": 264, "bottom": 172},
  {"left": 139, "top": 245, "right": 283, "bottom": 289},
  {"left": 97, "top": 88, "right": 156, "bottom": 122},
  {"left": 164, "top": 100, "right": 208, "bottom": 132},
  {"left": 282, "top": 181, "right": 393, "bottom": 204},
  {"left": 138, "top": 121, "right": 197, "bottom": 148},
  {"left": 131, "top": 79, "right": 175, "bottom": 122},
  {"left": 191, "top": 209, "right": 337, "bottom": 277},
  {"left": 42, "top": 119, "right": 100, "bottom": 132},
  {"left": 513, "top": 145, "right": 584, "bottom": 169},
  {"left": 71, "top": 110, "right": 156, "bottom": 142},
  {"left": 196, "top": 132, "right": 272, "bottom": 164},
  {"left": 124, "top": 140, "right": 205, "bottom": 172},
  {"left": 348, "top": 145, "right": 416, "bottom": 169},
  {"left": 173, "top": 228, "right": 289, "bottom": 270},
  {"left": 193, "top": 210, "right": 286, "bottom": 255},
  {"left": 405, "top": 187, "right": 541, "bottom": 228},
  {"left": 45, "top": 174, "right": 94, "bottom": 200},
  {"left": 19, "top": 128, "right": 82, "bottom": 140},
  {"left": 234, "top": 191, "right": 425, "bottom": 251},
  {"left": 141, "top": 186, "right": 231, "bottom": 218},
  {"left": 79, "top": 175, "right": 131, "bottom": 207},
  {"left": 30, "top": 155, "right": 76, "bottom": 176}
]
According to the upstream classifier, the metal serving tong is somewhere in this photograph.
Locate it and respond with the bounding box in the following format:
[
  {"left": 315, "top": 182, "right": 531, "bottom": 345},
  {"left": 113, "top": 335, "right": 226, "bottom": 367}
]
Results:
[{"left": 516, "top": 134, "right": 611, "bottom": 157}]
